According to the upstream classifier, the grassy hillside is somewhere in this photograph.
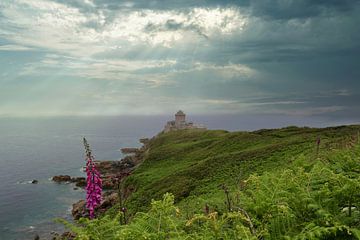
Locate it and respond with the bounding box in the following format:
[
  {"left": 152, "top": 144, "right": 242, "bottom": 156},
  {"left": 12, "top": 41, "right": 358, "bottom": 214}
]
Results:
[
  {"left": 65, "top": 125, "right": 360, "bottom": 239},
  {"left": 124, "top": 126, "right": 360, "bottom": 214}
]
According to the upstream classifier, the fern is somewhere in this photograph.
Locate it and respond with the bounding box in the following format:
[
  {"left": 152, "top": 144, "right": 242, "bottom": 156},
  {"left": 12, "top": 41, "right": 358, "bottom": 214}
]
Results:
[{"left": 60, "top": 141, "right": 360, "bottom": 239}]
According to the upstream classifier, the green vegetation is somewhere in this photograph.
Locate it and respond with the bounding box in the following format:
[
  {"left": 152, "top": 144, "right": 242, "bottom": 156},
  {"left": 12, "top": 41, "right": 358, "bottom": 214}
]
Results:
[{"left": 64, "top": 125, "right": 360, "bottom": 239}]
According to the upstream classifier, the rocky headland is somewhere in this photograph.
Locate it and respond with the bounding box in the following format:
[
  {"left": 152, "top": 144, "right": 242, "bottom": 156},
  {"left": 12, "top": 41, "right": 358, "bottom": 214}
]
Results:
[{"left": 52, "top": 137, "right": 150, "bottom": 220}]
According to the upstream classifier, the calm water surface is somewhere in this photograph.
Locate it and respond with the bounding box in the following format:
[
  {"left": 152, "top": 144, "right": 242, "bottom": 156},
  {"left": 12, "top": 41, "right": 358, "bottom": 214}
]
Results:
[{"left": 0, "top": 116, "right": 163, "bottom": 240}]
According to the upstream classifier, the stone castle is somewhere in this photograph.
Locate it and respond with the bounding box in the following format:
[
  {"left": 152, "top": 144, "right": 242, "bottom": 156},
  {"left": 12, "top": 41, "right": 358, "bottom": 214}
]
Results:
[{"left": 163, "top": 110, "right": 206, "bottom": 133}]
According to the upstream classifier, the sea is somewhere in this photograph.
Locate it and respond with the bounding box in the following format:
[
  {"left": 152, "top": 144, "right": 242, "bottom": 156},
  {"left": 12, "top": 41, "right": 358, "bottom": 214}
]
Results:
[
  {"left": 0, "top": 114, "right": 353, "bottom": 239},
  {"left": 0, "top": 116, "right": 166, "bottom": 240}
]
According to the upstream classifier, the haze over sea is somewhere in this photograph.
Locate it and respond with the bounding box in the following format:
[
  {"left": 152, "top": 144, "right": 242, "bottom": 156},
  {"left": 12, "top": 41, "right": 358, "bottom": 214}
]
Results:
[{"left": 0, "top": 115, "right": 355, "bottom": 239}]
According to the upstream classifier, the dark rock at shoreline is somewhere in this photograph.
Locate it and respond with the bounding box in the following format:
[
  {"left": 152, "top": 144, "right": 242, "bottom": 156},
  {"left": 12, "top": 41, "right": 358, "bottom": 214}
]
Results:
[
  {"left": 52, "top": 175, "right": 86, "bottom": 187},
  {"left": 121, "top": 147, "right": 139, "bottom": 155},
  {"left": 64, "top": 137, "right": 149, "bottom": 220},
  {"left": 97, "top": 192, "right": 119, "bottom": 214},
  {"left": 57, "top": 159, "right": 140, "bottom": 219},
  {"left": 52, "top": 175, "right": 71, "bottom": 182},
  {"left": 93, "top": 160, "right": 134, "bottom": 190},
  {"left": 31, "top": 179, "right": 38, "bottom": 184},
  {"left": 71, "top": 191, "right": 119, "bottom": 219},
  {"left": 48, "top": 137, "right": 150, "bottom": 239},
  {"left": 52, "top": 144, "right": 143, "bottom": 189},
  {"left": 72, "top": 200, "right": 86, "bottom": 220},
  {"left": 95, "top": 160, "right": 134, "bottom": 175},
  {"left": 72, "top": 177, "right": 86, "bottom": 187},
  {"left": 139, "top": 138, "right": 149, "bottom": 145},
  {"left": 70, "top": 159, "right": 138, "bottom": 216},
  {"left": 102, "top": 177, "right": 115, "bottom": 189}
]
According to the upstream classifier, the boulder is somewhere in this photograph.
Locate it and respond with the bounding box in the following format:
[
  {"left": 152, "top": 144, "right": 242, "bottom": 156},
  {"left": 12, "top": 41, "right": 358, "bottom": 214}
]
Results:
[
  {"left": 121, "top": 148, "right": 138, "bottom": 155},
  {"left": 139, "top": 138, "right": 149, "bottom": 145},
  {"left": 72, "top": 200, "right": 86, "bottom": 220},
  {"left": 52, "top": 175, "right": 71, "bottom": 182},
  {"left": 94, "top": 161, "right": 113, "bottom": 174},
  {"left": 102, "top": 175, "right": 122, "bottom": 190},
  {"left": 71, "top": 177, "right": 86, "bottom": 187},
  {"left": 94, "top": 160, "right": 134, "bottom": 175},
  {"left": 98, "top": 192, "right": 118, "bottom": 212},
  {"left": 71, "top": 193, "right": 119, "bottom": 220}
]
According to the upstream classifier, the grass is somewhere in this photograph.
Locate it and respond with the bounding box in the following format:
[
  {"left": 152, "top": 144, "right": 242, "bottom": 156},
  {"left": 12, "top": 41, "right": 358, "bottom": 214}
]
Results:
[
  {"left": 65, "top": 124, "right": 360, "bottom": 239},
  {"left": 122, "top": 125, "right": 360, "bottom": 216}
]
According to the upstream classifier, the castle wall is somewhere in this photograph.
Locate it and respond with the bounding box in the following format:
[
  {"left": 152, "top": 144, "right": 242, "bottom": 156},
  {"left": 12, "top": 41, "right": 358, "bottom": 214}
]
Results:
[
  {"left": 163, "top": 111, "right": 206, "bottom": 133},
  {"left": 175, "top": 114, "right": 185, "bottom": 123}
]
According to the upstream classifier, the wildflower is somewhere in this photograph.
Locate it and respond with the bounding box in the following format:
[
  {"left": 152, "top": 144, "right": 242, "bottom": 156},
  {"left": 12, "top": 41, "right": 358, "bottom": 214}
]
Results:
[
  {"left": 316, "top": 136, "right": 321, "bottom": 146},
  {"left": 83, "top": 138, "right": 102, "bottom": 219},
  {"left": 204, "top": 204, "right": 209, "bottom": 215}
]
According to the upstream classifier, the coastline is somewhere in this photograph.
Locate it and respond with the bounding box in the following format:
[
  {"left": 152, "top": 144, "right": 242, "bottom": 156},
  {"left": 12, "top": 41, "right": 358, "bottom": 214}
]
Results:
[
  {"left": 49, "top": 137, "right": 151, "bottom": 237},
  {"left": 0, "top": 116, "right": 161, "bottom": 240}
]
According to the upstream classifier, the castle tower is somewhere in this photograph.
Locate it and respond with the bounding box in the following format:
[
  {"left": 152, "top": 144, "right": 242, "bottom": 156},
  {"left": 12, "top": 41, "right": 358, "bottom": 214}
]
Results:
[{"left": 175, "top": 110, "right": 186, "bottom": 125}]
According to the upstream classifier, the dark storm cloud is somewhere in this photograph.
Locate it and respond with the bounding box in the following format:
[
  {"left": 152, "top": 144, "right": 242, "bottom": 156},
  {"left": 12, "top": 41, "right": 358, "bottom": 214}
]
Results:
[{"left": 250, "top": 0, "right": 360, "bottom": 19}]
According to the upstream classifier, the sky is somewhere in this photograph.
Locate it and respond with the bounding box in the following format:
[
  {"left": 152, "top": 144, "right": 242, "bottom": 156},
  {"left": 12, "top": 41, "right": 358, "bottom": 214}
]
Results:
[{"left": 0, "top": 0, "right": 360, "bottom": 122}]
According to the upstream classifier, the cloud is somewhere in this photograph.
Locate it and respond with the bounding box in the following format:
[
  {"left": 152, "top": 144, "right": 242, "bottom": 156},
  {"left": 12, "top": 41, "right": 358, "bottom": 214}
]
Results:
[
  {"left": 160, "top": 62, "right": 257, "bottom": 85},
  {"left": 19, "top": 54, "right": 178, "bottom": 86},
  {"left": 144, "top": 7, "right": 247, "bottom": 38},
  {"left": 250, "top": 0, "right": 360, "bottom": 19},
  {"left": 90, "top": 0, "right": 250, "bottom": 11},
  {"left": 0, "top": 0, "right": 360, "bottom": 118},
  {"left": 0, "top": 44, "right": 33, "bottom": 51},
  {"left": 0, "top": 0, "right": 247, "bottom": 57},
  {"left": 100, "top": 7, "right": 247, "bottom": 48},
  {"left": 272, "top": 106, "right": 347, "bottom": 117},
  {"left": 0, "top": 0, "right": 105, "bottom": 56}
]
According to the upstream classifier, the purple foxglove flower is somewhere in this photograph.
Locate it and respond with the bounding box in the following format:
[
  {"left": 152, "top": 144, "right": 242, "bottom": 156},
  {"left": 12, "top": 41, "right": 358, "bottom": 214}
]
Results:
[{"left": 83, "top": 138, "right": 102, "bottom": 219}]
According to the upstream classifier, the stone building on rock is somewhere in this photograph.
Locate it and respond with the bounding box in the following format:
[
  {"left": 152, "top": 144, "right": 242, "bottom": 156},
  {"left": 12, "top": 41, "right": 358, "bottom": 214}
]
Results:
[{"left": 163, "top": 110, "right": 206, "bottom": 133}]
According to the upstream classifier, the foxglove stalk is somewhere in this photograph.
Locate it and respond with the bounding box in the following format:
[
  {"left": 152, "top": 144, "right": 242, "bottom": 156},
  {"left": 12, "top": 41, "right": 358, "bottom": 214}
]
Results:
[{"left": 83, "top": 138, "right": 102, "bottom": 219}]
